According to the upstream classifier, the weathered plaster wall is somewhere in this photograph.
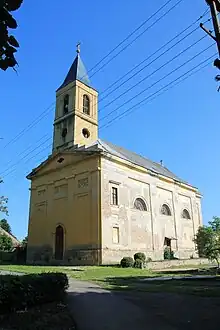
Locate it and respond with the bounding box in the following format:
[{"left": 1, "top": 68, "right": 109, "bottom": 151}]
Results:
[{"left": 101, "top": 156, "right": 202, "bottom": 264}]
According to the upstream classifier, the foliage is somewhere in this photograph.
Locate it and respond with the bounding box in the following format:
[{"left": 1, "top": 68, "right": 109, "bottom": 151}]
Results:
[
  {"left": 21, "top": 235, "right": 28, "bottom": 247},
  {"left": 0, "top": 218, "right": 11, "bottom": 233},
  {"left": 0, "top": 179, "right": 8, "bottom": 215},
  {"left": 0, "top": 0, "right": 23, "bottom": 71},
  {"left": 120, "top": 257, "right": 134, "bottom": 268},
  {"left": 0, "top": 233, "right": 13, "bottom": 251},
  {"left": 164, "top": 247, "right": 175, "bottom": 260},
  {"left": 0, "top": 272, "right": 69, "bottom": 314},
  {"left": 134, "top": 258, "right": 144, "bottom": 269},
  {"left": 194, "top": 217, "right": 220, "bottom": 268},
  {"left": 147, "top": 257, "right": 152, "bottom": 262},
  {"left": 134, "top": 252, "right": 146, "bottom": 262}
]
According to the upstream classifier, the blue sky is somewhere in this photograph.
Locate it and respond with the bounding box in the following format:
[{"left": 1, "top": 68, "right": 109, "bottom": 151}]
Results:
[{"left": 0, "top": 0, "right": 219, "bottom": 239}]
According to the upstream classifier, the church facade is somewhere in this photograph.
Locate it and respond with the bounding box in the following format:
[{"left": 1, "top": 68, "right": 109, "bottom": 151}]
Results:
[{"left": 26, "top": 49, "right": 202, "bottom": 265}]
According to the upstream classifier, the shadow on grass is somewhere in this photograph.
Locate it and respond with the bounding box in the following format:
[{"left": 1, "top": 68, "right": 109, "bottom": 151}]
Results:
[{"left": 98, "top": 273, "right": 220, "bottom": 297}]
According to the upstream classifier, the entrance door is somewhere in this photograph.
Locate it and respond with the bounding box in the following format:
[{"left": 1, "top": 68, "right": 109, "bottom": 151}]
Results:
[
  {"left": 55, "top": 225, "right": 64, "bottom": 260},
  {"left": 164, "top": 237, "right": 171, "bottom": 251}
]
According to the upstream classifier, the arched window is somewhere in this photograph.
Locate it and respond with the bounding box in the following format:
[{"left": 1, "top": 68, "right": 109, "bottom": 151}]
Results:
[
  {"left": 134, "top": 198, "right": 147, "bottom": 211},
  {"left": 161, "top": 204, "right": 172, "bottom": 216},
  {"left": 83, "top": 95, "right": 90, "bottom": 115},
  {"left": 55, "top": 225, "right": 64, "bottom": 260},
  {"left": 63, "top": 94, "right": 69, "bottom": 114},
  {"left": 182, "top": 209, "right": 191, "bottom": 219}
]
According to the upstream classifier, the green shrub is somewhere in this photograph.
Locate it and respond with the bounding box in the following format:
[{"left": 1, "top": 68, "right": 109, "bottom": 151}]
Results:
[
  {"left": 0, "top": 272, "right": 68, "bottom": 314},
  {"left": 164, "top": 247, "right": 175, "bottom": 260},
  {"left": 147, "top": 257, "right": 152, "bottom": 262},
  {"left": 120, "top": 257, "right": 134, "bottom": 268},
  {"left": 134, "top": 258, "right": 144, "bottom": 269},
  {"left": 134, "top": 252, "right": 146, "bottom": 262}
]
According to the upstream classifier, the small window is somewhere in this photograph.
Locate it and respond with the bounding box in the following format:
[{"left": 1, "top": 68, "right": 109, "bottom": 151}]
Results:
[
  {"left": 83, "top": 95, "right": 90, "bottom": 115},
  {"left": 134, "top": 198, "right": 147, "bottom": 211},
  {"left": 82, "top": 128, "right": 90, "bottom": 138},
  {"left": 112, "top": 187, "right": 118, "bottom": 205},
  {"left": 63, "top": 94, "right": 69, "bottom": 114},
  {"left": 182, "top": 209, "right": 191, "bottom": 219},
  {"left": 112, "top": 226, "right": 119, "bottom": 244},
  {"left": 161, "top": 204, "right": 171, "bottom": 216}
]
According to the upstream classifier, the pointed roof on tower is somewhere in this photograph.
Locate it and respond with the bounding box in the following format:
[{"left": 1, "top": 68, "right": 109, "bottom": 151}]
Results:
[{"left": 57, "top": 43, "right": 91, "bottom": 91}]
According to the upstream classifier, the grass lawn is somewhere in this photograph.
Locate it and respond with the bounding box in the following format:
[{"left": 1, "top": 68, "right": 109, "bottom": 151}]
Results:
[
  {"left": 0, "top": 300, "right": 76, "bottom": 330},
  {"left": 1, "top": 264, "right": 219, "bottom": 297}
]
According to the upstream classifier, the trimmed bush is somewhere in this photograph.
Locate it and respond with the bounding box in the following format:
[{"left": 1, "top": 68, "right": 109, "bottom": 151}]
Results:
[
  {"left": 134, "top": 258, "right": 144, "bottom": 269},
  {"left": 164, "top": 247, "right": 175, "bottom": 260},
  {"left": 134, "top": 252, "right": 146, "bottom": 262},
  {"left": 147, "top": 257, "right": 152, "bottom": 262},
  {"left": 120, "top": 257, "right": 134, "bottom": 268},
  {"left": 0, "top": 272, "right": 68, "bottom": 314}
]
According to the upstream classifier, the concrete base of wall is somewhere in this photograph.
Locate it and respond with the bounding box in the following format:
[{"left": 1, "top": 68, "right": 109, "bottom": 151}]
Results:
[{"left": 101, "top": 248, "right": 198, "bottom": 265}]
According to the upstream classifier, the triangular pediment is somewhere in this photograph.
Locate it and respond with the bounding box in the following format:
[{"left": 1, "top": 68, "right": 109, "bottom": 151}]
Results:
[{"left": 27, "top": 149, "right": 99, "bottom": 179}]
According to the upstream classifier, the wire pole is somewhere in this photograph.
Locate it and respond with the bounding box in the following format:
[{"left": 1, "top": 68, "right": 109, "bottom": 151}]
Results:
[
  {"left": 201, "top": 1, "right": 220, "bottom": 85},
  {"left": 207, "top": 0, "right": 220, "bottom": 55}
]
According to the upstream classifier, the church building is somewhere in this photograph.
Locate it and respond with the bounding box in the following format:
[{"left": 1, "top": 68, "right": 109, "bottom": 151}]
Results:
[{"left": 26, "top": 47, "right": 203, "bottom": 265}]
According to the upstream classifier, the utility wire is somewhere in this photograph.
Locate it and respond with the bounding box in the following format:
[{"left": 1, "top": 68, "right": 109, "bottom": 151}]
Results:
[
  {"left": 5, "top": 54, "right": 215, "bottom": 181},
  {"left": 98, "top": 19, "right": 211, "bottom": 103},
  {"left": 1, "top": 1, "right": 184, "bottom": 151},
  {"left": 1, "top": 4, "right": 208, "bottom": 152},
  {"left": 99, "top": 34, "right": 207, "bottom": 116},
  {"left": 100, "top": 52, "right": 216, "bottom": 131},
  {"left": 1, "top": 136, "right": 52, "bottom": 176},
  {"left": 2, "top": 142, "right": 52, "bottom": 179},
  {"left": 90, "top": 0, "right": 184, "bottom": 79},
  {"left": 99, "top": 41, "right": 214, "bottom": 124},
  {"left": 1, "top": 133, "right": 50, "bottom": 169}
]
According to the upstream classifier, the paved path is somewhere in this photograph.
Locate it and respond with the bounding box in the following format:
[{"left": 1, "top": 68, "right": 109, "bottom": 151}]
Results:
[{"left": 67, "top": 278, "right": 174, "bottom": 330}]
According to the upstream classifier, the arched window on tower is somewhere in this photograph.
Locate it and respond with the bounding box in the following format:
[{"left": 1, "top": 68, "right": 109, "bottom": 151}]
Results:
[
  {"left": 161, "top": 204, "right": 172, "bottom": 216},
  {"left": 134, "top": 198, "right": 147, "bottom": 211},
  {"left": 63, "top": 94, "right": 69, "bottom": 114},
  {"left": 83, "top": 94, "right": 90, "bottom": 115},
  {"left": 181, "top": 209, "right": 191, "bottom": 219}
]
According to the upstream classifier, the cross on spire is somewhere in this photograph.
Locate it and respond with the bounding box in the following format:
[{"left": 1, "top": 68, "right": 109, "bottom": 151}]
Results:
[{"left": 76, "top": 42, "right": 81, "bottom": 54}]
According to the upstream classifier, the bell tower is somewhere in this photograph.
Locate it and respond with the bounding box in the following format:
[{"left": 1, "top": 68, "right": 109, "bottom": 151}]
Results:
[{"left": 53, "top": 44, "right": 98, "bottom": 152}]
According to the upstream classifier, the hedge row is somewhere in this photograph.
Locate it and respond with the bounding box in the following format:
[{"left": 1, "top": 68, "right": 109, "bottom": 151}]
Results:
[{"left": 0, "top": 272, "right": 68, "bottom": 314}]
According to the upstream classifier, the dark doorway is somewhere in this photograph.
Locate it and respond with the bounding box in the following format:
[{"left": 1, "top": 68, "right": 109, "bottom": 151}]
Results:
[
  {"left": 55, "top": 225, "right": 64, "bottom": 260},
  {"left": 164, "top": 237, "right": 171, "bottom": 249}
]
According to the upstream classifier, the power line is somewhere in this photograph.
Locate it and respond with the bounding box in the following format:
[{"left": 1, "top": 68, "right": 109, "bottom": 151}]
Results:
[
  {"left": 99, "top": 41, "right": 214, "bottom": 124},
  {"left": 1, "top": 3, "right": 207, "bottom": 151},
  {"left": 98, "top": 19, "right": 212, "bottom": 104},
  {"left": 100, "top": 52, "right": 216, "bottom": 131},
  {"left": 86, "top": 0, "right": 176, "bottom": 76},
  {"left": 1, "top": 133, "right": 50, "bottom": 169},
  {"left": 2, "top": 142, "right": 52, "bottom": 179},
  {"left": 99, "top": 34, "right": 207, "bottom": 116},
  {"left": 5, "top": 54, "right": 215, "bottom": 181},
  {"left": 0, "top": 136, "right": 52, "bottom": 177},
  {"left": 90, "top": 0, "right": 184, "bottom": 79}
]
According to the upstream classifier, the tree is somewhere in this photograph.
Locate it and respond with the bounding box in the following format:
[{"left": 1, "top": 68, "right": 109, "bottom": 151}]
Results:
[
  {"left": 21, "top": 235, "right": 27, "bottom": 247},
  {"left": 0, "top": 0, "right": 23, "bottom": 71},
  {"left": 0, "top": 233, "right": 13, "bottom": 251},
  {"left": 0, "top": 179, "right": 8, "bottom": 215},
  {"left": 194, "top": 217, "right": 220, "bottom": 268},
  {"left": 0, "top": 219, "right": 11, "bottom": 233}
]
